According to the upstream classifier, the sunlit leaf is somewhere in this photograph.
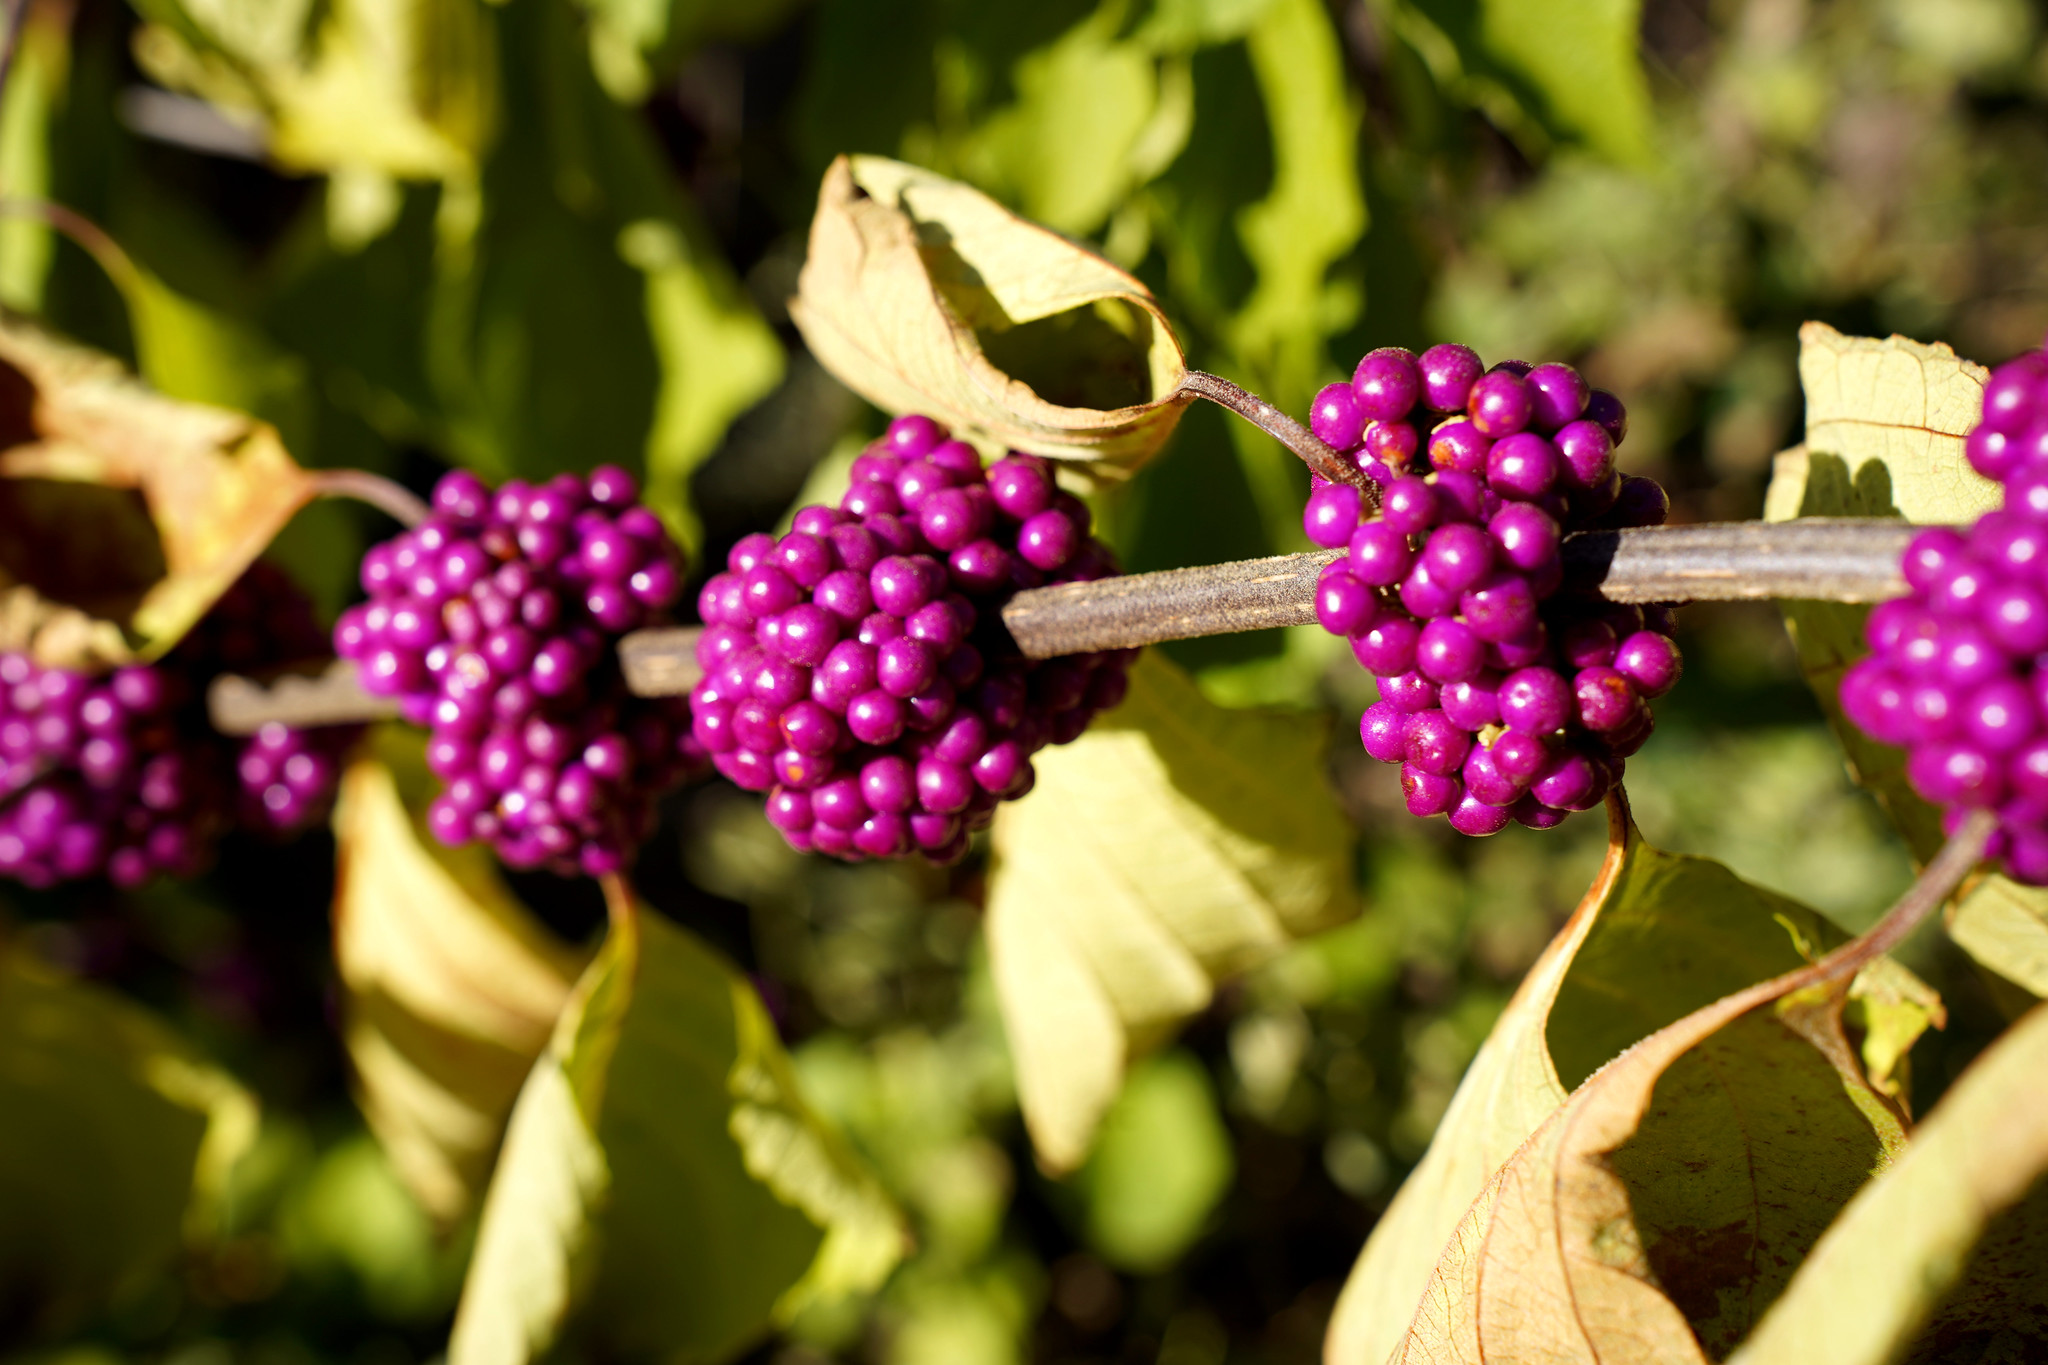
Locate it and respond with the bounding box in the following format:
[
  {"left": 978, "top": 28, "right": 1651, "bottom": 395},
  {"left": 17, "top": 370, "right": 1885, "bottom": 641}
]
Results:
[
  {"left": 1328, "top": 799, "right": 1910, "bottom": 1365},
  {"left": 1077, "top": 1049, "right": 1234, "bottom": 1273},
  {"left": 790, "top": 154, "right": 1191, "bottom": 474},
  {"left": 449, "top": 892, "right": 901, "bottom": 1365},
  {"left": 1406, "top": 0, "right": 1655, "bottom": 165},
  {"left": 0, "top": 315, "right": 316, "bottom": 666},
  {"left": 0, "top": 942, "right": 258, "bottom": 1333},
  {"left": 1726, "top": 1000, "right": 2048, "bottom": 1364},
  {"left": 1382, "top": 916, "right": 1905, "bottom": 1361},
  {"left": 985, "top": 650, "right": 1355, "bottom": 1172},
  {"left": 332, "top": 732, "right": 588, "bottom": 1225},
  {"left": 0, "top": 5, "right": 68, "bottom": 314},
  {"left": 1762, "top": 323, "right": 2048, "bottom": 992}
]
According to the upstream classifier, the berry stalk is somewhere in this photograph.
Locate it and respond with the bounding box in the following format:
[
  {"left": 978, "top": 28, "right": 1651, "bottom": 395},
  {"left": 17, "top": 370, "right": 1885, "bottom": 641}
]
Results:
[
  {"left": 1178, "top": 370, "right": 1377, "bottom": 494},
  {"left": 207, "top": 516, "right": 1921, "bottom": 732}
]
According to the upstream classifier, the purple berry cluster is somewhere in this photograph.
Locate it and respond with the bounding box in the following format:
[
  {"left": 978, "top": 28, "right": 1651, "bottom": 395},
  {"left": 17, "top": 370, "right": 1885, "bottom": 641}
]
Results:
[
  {"left": 1303, "top": 345, "right": 1682, "bottom": 834},
  {"left": 1840, "top": 345, "right": 2048, "bottom": 883},
  {"left": 0, "top": 563, "right": 349, "bottom": 888},
  {"left": 689, "top": 415, "right": 1134, "bottom": 863},
  {"left": 335, "top": 466, "right": 701, "bottom": 876}
]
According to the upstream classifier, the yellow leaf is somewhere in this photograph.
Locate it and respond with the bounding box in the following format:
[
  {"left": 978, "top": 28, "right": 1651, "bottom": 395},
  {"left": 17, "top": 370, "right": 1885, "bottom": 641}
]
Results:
[
  {"left": 1726, "top": 1001, "right": 2048, "bottom": 1365},
  {"left": 331, "top": 733, "right": 588, "bottom": 1225},
  {"left": 789, "top": 155, "right": 1191, "bottom": 475},
  {"left": 985, "top": 651, "right": 1355, "bottom": 1172},
  {"left": 0, "top": 315, "right": 317, "bottom": 667},
  {"left": 1328, "top": 800, "right": 1923, "bottom": 1365}
]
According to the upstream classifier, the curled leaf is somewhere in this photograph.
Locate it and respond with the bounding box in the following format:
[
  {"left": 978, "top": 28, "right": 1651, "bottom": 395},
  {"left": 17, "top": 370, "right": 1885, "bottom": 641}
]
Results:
[
  {"left": 791, "top": 154, "right": 1190, "bottom": 474},
  {"left": 332, "top": 732, "right": 587, "bottom": 1225},
  {"left": 0, "top": 316, "right": 316, "bottom": 667},
  {"left": 1328, "top": 797, "right": 1930, "bottom": 1365}
]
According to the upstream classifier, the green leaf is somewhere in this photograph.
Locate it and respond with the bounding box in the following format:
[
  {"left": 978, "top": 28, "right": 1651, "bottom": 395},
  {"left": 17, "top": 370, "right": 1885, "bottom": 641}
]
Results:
[
  {"left": 449, "top": 895, "right": 901, "bottom": 1365},
  {"left": 0, "top": 5, "right": 67, "bottom": 314},
  {"left": 575, "top": 0, "right": 809, "bottom": 104},
  {"left": 1328, "top": 800, "right": 1911, "bottom": 1365},
  {"left": 0, "top": 942, "right": 258, "bottom": 1333},
  {"left": 1405, "top": 0, "right": 1656, "bottom": 165},
  {"left": 1761, "top": 323, "right": 2048, "bottom": 994},
  {"left": 985, "top": 649, "right": 1355, "bottom": 1172},
  {"left": 620, "top": 219, "right": 785, "bottom": 561},
  {"left": 1077, "top": 1050, "right": 1235, "bottom": 1273},
  {"left": 1726, "top": 1000, "right": 2048, "bottom": 1364},
  {"left": 332, "top": 732, "right": 588, "bottom": 1225}
]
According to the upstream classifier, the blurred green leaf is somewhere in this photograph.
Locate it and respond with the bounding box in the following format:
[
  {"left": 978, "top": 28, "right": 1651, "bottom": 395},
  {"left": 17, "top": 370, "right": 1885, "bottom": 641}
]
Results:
[
  {"left": 1727, "top": 1000, "right": 2048, "bottom": 1365},
  {"left": 450, "top": 893, "right": 901, "bottom": 1365},
  {"left": 0, "top": 942, "right": 258, "bottom": 1334},
  {"left": 986, "top": 649, "right": 1356, "bottom": 1172},
  {"left": 621, "top": 218, "right": 785, "bottom": 560},
  {"left": 1077, "top": 1050, "right": 1233, "bottom": 1272},
  {"left": 332, "top": 734, "right": 587, "bottom": 1226},
  {"left": 1763, "top": 324, "right": 2048, "bottom": 993},
  {"left": 1329, "top": 802, "right": 1899, "bottom": 1365},
  {"left": 128, "top": 0, "right": 495, "bottom": 192},
  {"left": 0, "top": 5, "right": 67, "bottom": 314},
  {"left": 1404, "top": 0, "right": 1655, "bottom": 165},
  {"left": 576, "top": 0, "right": 810, "bottom": 103},
  {"left": 280, "top": 1134, "right": 467, "bottom": 1321}
]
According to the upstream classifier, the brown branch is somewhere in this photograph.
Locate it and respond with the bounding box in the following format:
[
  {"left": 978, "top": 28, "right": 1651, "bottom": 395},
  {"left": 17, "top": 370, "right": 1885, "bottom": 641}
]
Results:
[
  {"left": 1178, "top": 370, "right": 1377, "bottom": 495},
  {"left": 207, "top": 518, "right": 1922, "bottom": 728}
]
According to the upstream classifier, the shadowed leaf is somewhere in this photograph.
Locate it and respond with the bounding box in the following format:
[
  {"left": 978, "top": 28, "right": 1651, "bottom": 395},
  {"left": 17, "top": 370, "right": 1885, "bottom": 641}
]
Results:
[
  {"left": 0, "top": 942, "right": 258, "bottom": 1334},
  {"left": 986, "top": 650, "right": 1355, "bottom": 1173},
  {"left": 1727, "top": 1001, "right": 2048, "bottom": 1365},
  {"left": 791, "top": 154, "right": 1191, "bottom": 474},
  {"left": 332, "top": 732, "right": 588, "bottom": 1225},
  {"left": 1328, "top": 798, "right": 1922, "bottom": 1364}
]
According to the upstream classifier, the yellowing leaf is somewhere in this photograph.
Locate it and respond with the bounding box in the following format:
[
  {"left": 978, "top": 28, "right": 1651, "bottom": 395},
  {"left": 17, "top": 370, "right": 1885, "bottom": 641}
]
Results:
[
  {"left": 1327, "top": 799, "right": 1937, "bottom": 1364},
  {"left": 332, "top": 735, "right": 588, "bottom": 1225},
  {"left": 0, "top": 315, "right": 317, "bottom": 667},
  {"left": 1727, "top": 1000, "right": 2048, "bottom": 1365},
  {"left": 790, "top": 155, "right": 1191, "bottom": 474},
  {"left": 1384, "top": 926, "right": 1907, "bottom": 1362},
  {"left": 1763, "top": 324, "right": 2048, "bottom": 995},
  {"left": 0, "top": 943, "right": 258, "bottom": 1333},
  {"left": 449, "top": 892, "right": 901, "bottom": 1365},
  {"left": 986, "top": 650, "right": 1355, "bottom": 1172}
]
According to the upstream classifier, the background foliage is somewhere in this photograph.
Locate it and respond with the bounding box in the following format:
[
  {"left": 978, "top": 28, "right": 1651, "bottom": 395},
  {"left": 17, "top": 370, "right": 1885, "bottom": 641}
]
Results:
[{"left": 4, "top": 0, "right": 2048, "bottom": 1361}]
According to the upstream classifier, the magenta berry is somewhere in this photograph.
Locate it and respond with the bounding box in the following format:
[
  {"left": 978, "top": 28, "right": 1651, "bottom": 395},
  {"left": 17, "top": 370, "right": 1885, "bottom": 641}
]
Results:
[{"left": 1301, "top": 345, "right": 1672, "bottom": 836}]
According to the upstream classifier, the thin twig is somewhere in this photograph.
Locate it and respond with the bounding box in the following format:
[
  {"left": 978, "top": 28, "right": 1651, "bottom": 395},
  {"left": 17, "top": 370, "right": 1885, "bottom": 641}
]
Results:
[
  {"left": 207, "top": 517, "right": 1924, "bottom": 729},
  {"left": 1178, "top": 370, "right": 1376, "bottom": 495},
  {"left": 1827, "top": 808, "right": 1996, "bottom": 968},
  {"left": 310, "top": 469, "right": 431, "bottom": 527},
  {"left": 207, "top": 661, "right": 401, "bottom": 735}
]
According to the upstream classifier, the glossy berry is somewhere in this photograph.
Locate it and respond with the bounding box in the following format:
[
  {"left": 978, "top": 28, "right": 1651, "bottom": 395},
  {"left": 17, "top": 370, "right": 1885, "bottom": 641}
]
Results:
[{"left": 1300, "top": 345, "right": 1675, "bottom": 836}]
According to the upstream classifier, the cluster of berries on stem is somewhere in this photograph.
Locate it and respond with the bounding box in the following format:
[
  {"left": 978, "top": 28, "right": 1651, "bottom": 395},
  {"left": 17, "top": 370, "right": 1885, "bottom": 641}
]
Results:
[
  {"left": 0, "top": 563, "right": 351, "bottom": 887},
  {"left": 689, "top": 415, "right": 1134, "bottom": 863},
  {"left": 1302, "top": 345, "right": 1682, "bottom": 834},
  {"left": 335, "top": 466, "right": 701, "bottom": 876},
  {"left": 1841, "top": 344, "right": 2048, "bottom": 883}
]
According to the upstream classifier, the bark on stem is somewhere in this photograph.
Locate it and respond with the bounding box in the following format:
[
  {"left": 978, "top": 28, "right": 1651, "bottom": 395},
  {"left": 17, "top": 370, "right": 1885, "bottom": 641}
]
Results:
[{"left": 207, "top": 518, "right": 1922, "bottom": 732}]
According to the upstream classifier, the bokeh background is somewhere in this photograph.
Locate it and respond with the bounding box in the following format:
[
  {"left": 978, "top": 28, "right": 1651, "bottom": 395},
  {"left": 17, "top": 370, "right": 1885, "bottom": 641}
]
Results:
[{"left": 4, "top": 0, "right": 2048, "bottom": 1361}]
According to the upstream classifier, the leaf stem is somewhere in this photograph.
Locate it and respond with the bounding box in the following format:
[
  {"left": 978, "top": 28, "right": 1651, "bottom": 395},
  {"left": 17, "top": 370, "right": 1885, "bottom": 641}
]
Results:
[
  {"left": 1823, "top": 808, "right": 1996, "bottom": 972},
  {"left": 1178, "top": 370, "right": 1377, "bottom": 495},
  {"left": 310, "top": 469, "right": 431, "bottom": 527}
]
